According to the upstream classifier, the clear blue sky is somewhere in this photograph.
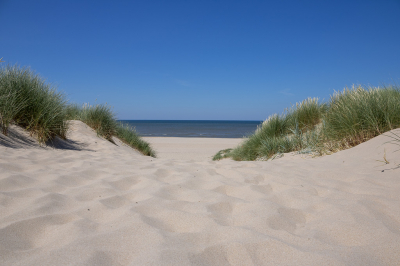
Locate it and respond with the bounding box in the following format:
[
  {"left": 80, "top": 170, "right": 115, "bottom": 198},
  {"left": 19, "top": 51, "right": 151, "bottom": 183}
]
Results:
[{"left": 1, "top": 0, "right": 399, "bottom": 120}]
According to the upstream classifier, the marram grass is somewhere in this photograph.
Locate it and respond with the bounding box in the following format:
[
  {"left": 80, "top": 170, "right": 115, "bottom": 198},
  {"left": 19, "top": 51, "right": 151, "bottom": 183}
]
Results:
[
  {"left": 66, "top": 103, "right": 156, "bottom": 157},
  {"left": 69, "top": 103, "right": 118, "bottom": 142},
  {"left": 215, "top": 85, "right": 400, "bottom": 161},
  {"left": 116, "top": 123, "right": 156, "bottom": 157},
  {"left": 0, "top": 83, "right": 26, "bottom": 135},
  {"left": 0, "top": 65, "right": 68, "bottom": 142},
  {"left": 0, "top": 64, "right": 155, "bottom": 157},
  {"left": 323, "top": 85, "right": 400, "bottom": 146},
  {"left": 226, "top": 97, "right": 326, "bottom": 161}
]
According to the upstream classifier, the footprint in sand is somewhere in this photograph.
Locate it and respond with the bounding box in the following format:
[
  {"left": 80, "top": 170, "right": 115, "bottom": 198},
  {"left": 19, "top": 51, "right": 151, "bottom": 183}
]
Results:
[
  {"left": 0, "top": 214, "right": 77, "bottom": 250},
  {"left": 207, "top": 202, "right": 234, "bottom": 226},
  {"left": 108, "top": 176, "right": 141, "bottom": 191},
  {"left": 0, "top": 174, "right": 37, "bottom": 191},
  {"left": 100, "top": 195, "right": 129, "bottom": 209},
  {"left": 245, "top": 174, "right": 265, "bottom": 185},
  {"left": 267, "top": 207, "right": 306, "bottom": 233}
]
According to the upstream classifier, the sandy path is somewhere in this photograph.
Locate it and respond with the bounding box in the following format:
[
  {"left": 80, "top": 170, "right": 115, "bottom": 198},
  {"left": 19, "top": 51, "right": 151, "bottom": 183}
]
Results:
[
  {"left": 0, "top": 121, "right": 399, "bottom": 265},
  {"left": 142, "top": 137, "right": 242, "bottom": 160}
]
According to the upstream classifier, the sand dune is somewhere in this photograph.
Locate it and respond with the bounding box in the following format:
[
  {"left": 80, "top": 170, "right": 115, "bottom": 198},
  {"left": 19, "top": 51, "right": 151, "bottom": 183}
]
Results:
[{"left": 0, "top": 120, "right": 399, "bottom": 265}]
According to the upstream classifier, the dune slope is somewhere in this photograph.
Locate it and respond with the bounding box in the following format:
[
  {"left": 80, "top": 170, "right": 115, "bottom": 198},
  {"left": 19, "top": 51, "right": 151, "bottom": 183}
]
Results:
[{"left": 0, "top": 121, "right": 399, "bottom": 265}]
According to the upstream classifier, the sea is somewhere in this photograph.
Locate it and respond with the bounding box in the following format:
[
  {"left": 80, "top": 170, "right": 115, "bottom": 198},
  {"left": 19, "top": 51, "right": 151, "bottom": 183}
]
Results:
[{"left": 118, "top": 120, "right": 263, "bottom": 138}]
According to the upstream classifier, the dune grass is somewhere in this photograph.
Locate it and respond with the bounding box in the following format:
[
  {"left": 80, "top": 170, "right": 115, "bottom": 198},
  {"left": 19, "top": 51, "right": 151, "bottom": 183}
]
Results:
[
  {"left": 0, "top": 82, "right": 26, "bottom": 135},
  {"left": 212, "top": 148, "right": 233, "bottom": 161},
  {"left": 0, "top": 64, "right": 156, "bottom": 157},
  {"left": 223, "top": 97, "right": 326, "bottom": 161},
  {"left": 67, "top": 103, "right": 117, "bottom": 142},
  {"left": 116, "top": 123, "right": 156, "bottom": 157},
  {"left": 323, "top": 86, "right": 400, "bottom": 146},
  {"left": 67, "top": 103, "right": 156, "bottom": 156},
  {"left": 216, "top": 85, "right": 400, "bottom": 161},
  {"left": 0, "top": 65, "right": 68, "bottom": 142}
]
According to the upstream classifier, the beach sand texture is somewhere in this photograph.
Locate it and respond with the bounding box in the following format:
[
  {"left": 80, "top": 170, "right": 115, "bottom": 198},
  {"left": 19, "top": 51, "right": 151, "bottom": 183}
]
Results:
[{"left": 1, "top": 120, "right": 399, "bottom": 265}]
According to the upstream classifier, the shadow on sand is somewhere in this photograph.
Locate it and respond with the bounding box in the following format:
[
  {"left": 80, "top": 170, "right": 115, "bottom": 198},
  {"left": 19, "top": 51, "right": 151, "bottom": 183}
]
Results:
[{"left": 0, "top": 125, "right": 93, "bottom": 151}]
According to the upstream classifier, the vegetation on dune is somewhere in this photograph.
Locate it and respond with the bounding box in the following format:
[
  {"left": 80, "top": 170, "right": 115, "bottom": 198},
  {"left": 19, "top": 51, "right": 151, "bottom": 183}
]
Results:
[
  {"left": 68, "top": 104, "right": 156, "bottom": 157},
  {"left": 116, "top": 123, "right": 156, "bottom": 157},
  {"left": 212, "top": 148, "right": 233, "bottom": 161},
  {"left": 67, "top": 103, "right": 117, "bottom": 142},
  {"left": 223, "top": 97, "right": 326, "bottom": 161},
  {"left": 0, "top": 65, "right": 68, "bottom": 142},
  {"left": 3, "top": 62, "right": 397, "bottom": 161},
  {"left": 0, "top": 64, "right": 156, "bottom": 157},
  {"left": 215, "top": 85, "right": 400, "bottom": 161},
  {"left": 323, "top": 86, "right": 400, "bottom": 146}
]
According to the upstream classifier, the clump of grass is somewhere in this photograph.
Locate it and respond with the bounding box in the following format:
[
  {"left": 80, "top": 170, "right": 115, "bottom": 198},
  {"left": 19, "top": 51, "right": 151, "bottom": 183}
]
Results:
[
  {"left": 323, "top": 85, "right": 400, "bottom": 146},
  {"left": 66, "top": 103, "right": 156, "bottom": 157},
  {"left": 229, "top": 123, "right": 324, "bottom": 161},
  {"left": 285, "top": 97, "right": 327, "bottom": 131},
  {"left": 215, "top": 85, "right": 400, "bottom": 161},
  {"left": 212, "top": 148, "right": 233, "bottom": 161},
  {"left": 65, "top": 103, "right": 82, "bottom": 120},
  {"left": 116, "top": 123, "right": 156, "bottom": 157},
  {"left": 77, "top": 103, "right": 117, "bottom": 141},
  {"left": 0, "top": 65, "right": 68, "bottom": 142},
  {"left": 0, "top": 82, "right": 26, "bottom": 135},
  {"left": 0, "top": 64, "right": 155, "bottom": 157},
  {"left": 225, "top": 97, "right": 326, "bottom": 161}
]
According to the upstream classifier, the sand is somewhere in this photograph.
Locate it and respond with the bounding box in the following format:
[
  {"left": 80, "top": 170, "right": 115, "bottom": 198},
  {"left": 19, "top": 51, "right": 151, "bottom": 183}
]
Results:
[
  {"left": 142, "top": 137, "right": 242, "bottom": 160},
  {"left": 0, "top": 120, "right": 399, "bottom": 265}
]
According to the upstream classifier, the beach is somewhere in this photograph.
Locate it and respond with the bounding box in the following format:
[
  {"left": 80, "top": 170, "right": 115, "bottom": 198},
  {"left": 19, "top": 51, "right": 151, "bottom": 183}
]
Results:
[
  {"left": 142, "top": 137, "right": 242, "bottom": 160},
  {"left": 1, "top": 120, "right": 400, "bottom": 265}
]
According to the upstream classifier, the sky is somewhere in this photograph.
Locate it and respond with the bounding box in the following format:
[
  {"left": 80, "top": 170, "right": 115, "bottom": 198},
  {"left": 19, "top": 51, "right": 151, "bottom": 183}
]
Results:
[{"left": 1, "top": 0, "right": 399, "bottom": 120}]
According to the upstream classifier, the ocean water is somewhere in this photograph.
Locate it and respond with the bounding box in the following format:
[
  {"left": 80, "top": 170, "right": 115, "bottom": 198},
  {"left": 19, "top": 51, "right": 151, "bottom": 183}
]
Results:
[{"left": 119, "top": 120, "right": 263, "bottom": 138}]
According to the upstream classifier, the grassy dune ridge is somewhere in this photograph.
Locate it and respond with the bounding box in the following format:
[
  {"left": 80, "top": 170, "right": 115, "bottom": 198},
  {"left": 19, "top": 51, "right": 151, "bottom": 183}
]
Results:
[
  {"left": 0, "top": 65, "right": 68, "bottom": 141},
  {"left": 67, "top": 104, "right": 156, "bottom": 157},
  {"left": 214, "top": 85, "right": 400, "bottom": 161},
  {"left": 0, "top": 64, "right": 156, "bottom": 157}
]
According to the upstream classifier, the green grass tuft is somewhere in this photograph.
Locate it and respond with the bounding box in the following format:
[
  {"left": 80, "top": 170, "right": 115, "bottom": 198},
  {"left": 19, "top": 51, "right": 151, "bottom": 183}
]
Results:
[
  {"left": 225, "top": 97, "right": 326, "bottom": 161},
  {"left": 0, "top": 82, "right": 26, "bottom": 135},
  {"left": 323, "top": 85, "right": 400, "bottom": 146},
  {"left": 116, "top": 123, "right": 156, "bottom": 157},
  {"left": 66, "top": 103, "right": 156, "bottom": 157},
  {"left": 0, "top": 65, "right": 68, "bottom": 142},
  {"left": 0, "top": 64, "right": 155, "bottom": 157},
  {"left": 212, "top": 148, "right": 233, "bottom": 161},
  {"left": 77, "top": 103, "right": 117, "bottom": 141},
  {"left": 65, "top": 103, "right": 82, "bottom": 120},
  {"left": 285, "top": 97, "right": 327, "bottom": 132},
  {"left": 215, "top": 85, "right": 400, "bottom": 161}
]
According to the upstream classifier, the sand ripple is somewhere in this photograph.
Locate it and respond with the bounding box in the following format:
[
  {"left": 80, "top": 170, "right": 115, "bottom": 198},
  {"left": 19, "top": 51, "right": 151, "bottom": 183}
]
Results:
[{"left": 0, "top": 121, "right": 399, "bottom": 265}]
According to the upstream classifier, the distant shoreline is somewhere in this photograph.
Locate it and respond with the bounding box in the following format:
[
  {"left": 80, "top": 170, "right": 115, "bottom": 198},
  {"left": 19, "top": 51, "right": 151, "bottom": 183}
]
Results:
[{"left": 119, "top": 120, "right": 262, "bottom": 138}]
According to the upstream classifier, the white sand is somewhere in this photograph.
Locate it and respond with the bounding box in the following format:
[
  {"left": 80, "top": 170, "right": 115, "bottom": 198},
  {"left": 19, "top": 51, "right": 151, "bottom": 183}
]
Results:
[
  {"left": 142, "top": 137, "right": 242, "bottom": 160},
  {"left": 1, "top": 120, "right": 400, "bottom": 265}
]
